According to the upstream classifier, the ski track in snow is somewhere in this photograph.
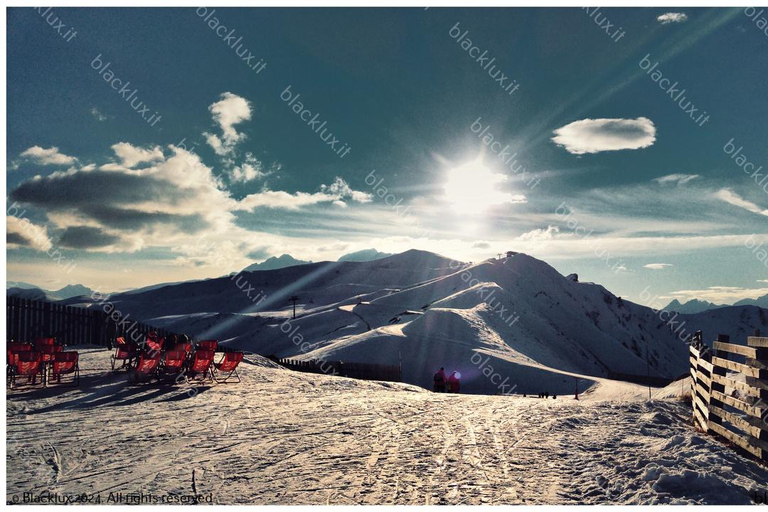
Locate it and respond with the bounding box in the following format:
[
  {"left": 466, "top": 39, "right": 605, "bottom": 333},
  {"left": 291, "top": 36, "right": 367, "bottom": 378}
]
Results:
[{"left": 6, "top": 349, "right": 768, "bottom": 505}]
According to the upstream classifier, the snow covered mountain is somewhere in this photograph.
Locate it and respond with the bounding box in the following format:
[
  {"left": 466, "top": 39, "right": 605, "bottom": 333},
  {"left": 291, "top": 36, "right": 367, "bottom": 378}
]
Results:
[
  {"left": 663, "top": 298, "right": 725, "bottom": 314},
  {"left": 337, "top": 249, "right": 393, "bottom": 262},
  {"left": 102, "top": 250, "right": 766, "bottom": 396},
  {"left": 243, "top": 254, "right": 311, "bottom": 272},
  {"left": 6, "top": 283, "right": 95, "bottom": 301}
]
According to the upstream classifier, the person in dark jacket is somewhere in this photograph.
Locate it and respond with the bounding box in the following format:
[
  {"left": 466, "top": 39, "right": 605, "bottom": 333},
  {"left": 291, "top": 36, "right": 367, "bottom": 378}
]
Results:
[{"left": 433, "top": 367, "right": 446, "bottom": 392}]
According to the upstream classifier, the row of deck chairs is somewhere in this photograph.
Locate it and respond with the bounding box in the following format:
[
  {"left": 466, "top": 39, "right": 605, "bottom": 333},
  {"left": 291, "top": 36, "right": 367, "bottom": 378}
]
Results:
[
  {"left": 112, "top": 334, "right": 243, "bottom": 384},
  {"left": 7, "top": 337, "right": 80, "bottom": 388}
]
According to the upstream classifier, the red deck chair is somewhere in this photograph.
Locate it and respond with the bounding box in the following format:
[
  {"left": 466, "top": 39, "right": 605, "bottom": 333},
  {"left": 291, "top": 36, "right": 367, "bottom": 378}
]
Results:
[
  {"left": 11, "top": 351, "right": 43, "bottom": 388},
  {"left": 196, "top": 340, "right": 218, "bottom": 352},
  {"left": 212, "top": 352, "right": 244, "bottom": 383},
  {"left": 145, "top": 335, "right": 164, "bottom": 356},
  {"left": 162, "top": 350, "right": 187, "bottom": 378},
  {"left": 33, "top": 337, "right": 56, "bottom": 352},
  {"left": 7, "top": 342, "right": 32, "bottom": 365},
  {"left": 128, "top": 352, "right": 161, "bottom": 384},
  {"left": 38, "top": 344, "right": 63, "bottom": 363},
  {"left": 174, "top": 342, "right": 192, "bottom": 354},
  {"left": 50, "top": 352, "right": 79, "bottom": 386},
  {"left": 7, "top": 343, "right": 32, "bottom": 385},
  {"left": 111, "top": 337, "right": 136, "bottom": 371},
  {"left": 186, "top": 349, "right": 215, "bottom": 381}
]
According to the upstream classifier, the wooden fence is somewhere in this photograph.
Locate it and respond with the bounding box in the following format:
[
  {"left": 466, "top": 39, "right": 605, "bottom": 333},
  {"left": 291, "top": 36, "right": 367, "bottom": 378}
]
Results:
[
  {"left": 6, "top": 296, "right": 177, "bottom": 347},
  {"left": 270, "top": 356, "right": 402, "bottom": 383},
  {"left": 690, "top": 333, "right": 768, "bottom": 462}
]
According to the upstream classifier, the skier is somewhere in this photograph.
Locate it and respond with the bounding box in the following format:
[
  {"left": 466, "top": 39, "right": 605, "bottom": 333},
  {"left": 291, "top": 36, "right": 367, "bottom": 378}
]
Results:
[
  {"left": 433, "top": 367, "right": 446, "bottom": 392},
  {"left": 447, "top": 371, "right": 461, "bottom": 394}
]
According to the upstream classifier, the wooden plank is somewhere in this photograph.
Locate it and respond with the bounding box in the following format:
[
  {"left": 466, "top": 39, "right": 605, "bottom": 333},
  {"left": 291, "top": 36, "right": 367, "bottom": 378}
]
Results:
[
  {"left": 711, "top": 356, "right": 761, "bottom": 378},
  {"left": 693, "top": 393, "right": 710, "bottom": 419},
  {"left": 697, "top": 358, "right": 714, "bottom": 373},
  {"left": 711, "top": 373, "right": 767, "bottom": 400},
  {"left": 695, "top": 371, "right": 712, "bottom": 389},
  {"left": 694, "top": 380, "right": 711, "bottom": 401},
  {"left": 748, "top": 337, "right": 768, "bottom": 348},
  {"left": 709, "top": 422, "right": 763, "bottom": 458},
  {"left": 711, "top": 389, "right": 766, "bottom": 418},
  {"left": 710, "top": 404, "right": 768, "bottom": 439},
  {"left": 693, "top": 406, "right": 709, "bottom": 431},
  {"left": 713, "top": 341, "right": 760, "bottom": 359},
  {"left": 745, "top": 376, "right": 768, "bottom": 392},
  {"left": 746, "top": 358, "right": 768, "bottom": 370}
]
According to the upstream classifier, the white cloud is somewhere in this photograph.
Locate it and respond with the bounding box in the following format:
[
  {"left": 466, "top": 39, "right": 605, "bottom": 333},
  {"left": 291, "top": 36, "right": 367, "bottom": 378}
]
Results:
[
  {"left": 653, "top": 174, "right": 700, "bottom": 186},
  {"left": 90, "top": 107, "right": 107, "bottom": 121},
  {"left": 516, "top": 225, "right": 560, "bottom": 241},
  {"left": 7, "top": 215, "right": 53, "bottom": 252},
  {"left": 205, "top": 92, "right": 252, "bottom": 156},
  {"left": 111, "top": 142, "right": 165, "bottom": 168},
  {"left": 551, "top": 117, "right": 656, "bottom": 155},
  {"left": 757, "top": 280, "right": 768, "bottom": 284},
  {"left": 644, "top": 263, "right": 674, "bottom": 270},
  {"left": 229, "top": 153, "right": 273, "bottom": 183},
  {"left": 19, "top": 146, "right": 77, "bottom": 166},
  {"left": 714, "top": 189, "right": 768, "bottom": 217},
  {"left": 657, "top": 12, "right": 688, "bottom": 24},
  {"left": 237, "top": 177, "right": 372, "bottom": 211}
]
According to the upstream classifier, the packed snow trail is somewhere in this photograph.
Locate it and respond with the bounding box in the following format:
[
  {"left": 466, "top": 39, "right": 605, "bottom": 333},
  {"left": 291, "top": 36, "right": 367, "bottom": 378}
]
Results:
[{"left": 6, "top": 349, "right": 767, "bottom": 505}]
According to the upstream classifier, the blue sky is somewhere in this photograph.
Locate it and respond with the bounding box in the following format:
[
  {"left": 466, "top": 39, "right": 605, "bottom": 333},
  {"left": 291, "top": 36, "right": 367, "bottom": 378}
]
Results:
[{"left": 6, "top": 7, "right": 768, "bottom": 303}]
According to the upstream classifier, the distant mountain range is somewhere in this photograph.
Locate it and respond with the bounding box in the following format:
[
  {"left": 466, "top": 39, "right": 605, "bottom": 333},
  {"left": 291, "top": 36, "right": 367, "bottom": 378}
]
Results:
[
  {"left": 6, "top": 282, "right": 95, "bottom": 301},
  {"left": 664, "top": 294, "right": 768, "bottom": 314},
  {"left": 242, "top": 249, "right": 393, "bottom": 272}
]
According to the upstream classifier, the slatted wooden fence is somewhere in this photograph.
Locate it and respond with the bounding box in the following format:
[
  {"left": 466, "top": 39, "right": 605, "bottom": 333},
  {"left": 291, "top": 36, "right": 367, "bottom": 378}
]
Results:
[
  {"left": 271, "top": 356, "right": 402, "bottom": 383},
  {"left": 690, "top": 333, "right": 768, "bottom": 462},
  {"left": 6, "top": 296, "right": 177, "bottom": 347}
]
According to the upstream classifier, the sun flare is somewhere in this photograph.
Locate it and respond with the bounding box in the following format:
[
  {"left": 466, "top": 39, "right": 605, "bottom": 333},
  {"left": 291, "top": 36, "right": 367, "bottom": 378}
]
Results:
[{"left": 444, "top": 160, "right": 525, "bottom": 215}]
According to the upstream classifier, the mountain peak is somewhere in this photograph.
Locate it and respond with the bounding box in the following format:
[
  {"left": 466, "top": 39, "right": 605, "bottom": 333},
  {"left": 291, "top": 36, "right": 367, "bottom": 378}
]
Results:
[{"left": 243, "top": 254, "right": 311, "bottom": 272}]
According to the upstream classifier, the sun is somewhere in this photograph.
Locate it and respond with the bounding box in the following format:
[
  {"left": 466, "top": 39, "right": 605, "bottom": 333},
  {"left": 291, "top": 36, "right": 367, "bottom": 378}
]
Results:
[{"left": 444, "top": 160, "right": 522, "bottom": 216}]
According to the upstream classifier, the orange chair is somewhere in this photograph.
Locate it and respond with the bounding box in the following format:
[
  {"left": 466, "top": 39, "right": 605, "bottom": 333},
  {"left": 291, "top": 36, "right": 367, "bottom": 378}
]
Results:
[
  {"left": 196, "top": 340, "right": 218, "bottom": 352},
  {"left": 128, "top": 352, "right": 161, "bottom": 384},
  {"left": 212, "top": 352, "right": 244, "bottom": 383},
  {"left": 111, "top": 337, "right": 136, "bottom": 371},
  {"left": 11, "top": 352, "right": 43, "bottom": 388},
  {"left": 162, "top": 350, "right": 187, "bottom": 378},
  {"left": 50, "top": 352, "right": 79, "bottom": 386},
  {"left": 186, "top": 349, "right": 215, "bottom": 382}
]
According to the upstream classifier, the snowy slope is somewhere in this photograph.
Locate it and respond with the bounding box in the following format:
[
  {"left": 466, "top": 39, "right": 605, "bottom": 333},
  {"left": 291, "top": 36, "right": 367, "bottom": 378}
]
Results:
[
  {"left": 6, "top": 348, "right": 768, "bottom": 505},
  {"left": 85, "top": 251, "right": 766, "bottom": 395}
]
